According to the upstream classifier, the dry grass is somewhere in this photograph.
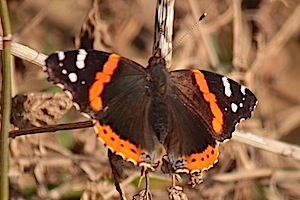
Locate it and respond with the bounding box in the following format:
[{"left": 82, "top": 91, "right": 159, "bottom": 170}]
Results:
[{"left": 2, "top": 0, "right": 300, "bottom": 199}]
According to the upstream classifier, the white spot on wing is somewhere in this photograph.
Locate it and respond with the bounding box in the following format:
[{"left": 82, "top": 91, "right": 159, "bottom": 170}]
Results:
[
  {"left": 64, "top": 90, "right": 73, "bottom": 100},
  {"left": 93, "top": 125, "right": 99, "bottom": 133},
  {"left": 97, "top": 136, "right": 104, "bottom": 144},
  {"left": 73, "top": 102, "right": 80, "bottom": 110},
  {"left": 222, "top": 77, "right": 232, "bottom": 97},
  {"left": 76, "top": 61, "right": 85, "bottom": 69},
  {"left": 58, "top": 51, "right": 65, "bottom": 61},
  {"left": 56, "top": 83, "right": 64, "bottom": 90},
  {"left": 239, "top": 102, "right": 243, "bottom": 107},
  {"left": 78, "top": 49, "right": 88, "bottom": 56},
  {"left": 76, "top": 49, "right": 88, "bottom": 69},
  {"left": 231, "top": 103, "right": 238, "bottom": 112},
  {"left": 81, "top": 80, "right": 86, "bottom": 85},
  {"left": 106, "top": 145, "right": 114, "bottom": 152},
  {"left": 115, "top": 152, "right": 126, "bottom": 160},
  {"left": 241, "top": 85, "right": 246, "bottom": 95},
  {"left": 62, "top": 69, "right": 67, "bottom": 74},
  {"left": 68, "top": 72, "right": 78, "bottom": 83}
]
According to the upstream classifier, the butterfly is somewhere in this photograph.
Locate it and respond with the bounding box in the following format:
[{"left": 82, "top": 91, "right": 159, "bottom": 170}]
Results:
[{"left": 45, "top": 49, "right": 257, "bottom": 175}]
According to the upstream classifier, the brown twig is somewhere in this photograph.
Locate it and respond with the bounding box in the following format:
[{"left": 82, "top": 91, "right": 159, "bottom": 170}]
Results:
[
  {"left": 9, "top": 121, "right": 94, "bottom": 138},
  {"left": 0, "top": 37, "right": 46, "bottom": 67},
  {"left": 233, "top": 131, "right": 300, "bottom": 161}
]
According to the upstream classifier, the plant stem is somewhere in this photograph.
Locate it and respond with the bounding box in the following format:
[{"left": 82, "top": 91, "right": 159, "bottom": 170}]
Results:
[{"left": 0, "top": 0, "right": 12, "bottom": 199}]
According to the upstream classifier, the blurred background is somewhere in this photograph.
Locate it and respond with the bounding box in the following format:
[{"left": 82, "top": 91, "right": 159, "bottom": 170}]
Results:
[{"left": 4, "top": 0, "right": 300, "bottom": 199}]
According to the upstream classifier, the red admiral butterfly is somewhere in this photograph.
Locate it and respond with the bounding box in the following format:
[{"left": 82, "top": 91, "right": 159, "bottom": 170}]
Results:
[{"left": 44, "top": 49, "right": 257, "bottom": 174}]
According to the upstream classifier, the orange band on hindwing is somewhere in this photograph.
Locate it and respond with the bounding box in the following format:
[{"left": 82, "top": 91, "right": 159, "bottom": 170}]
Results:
[
  {"left": 89, "top": 54, "right": 120, "bottom": 111},
  {"left": 94, "top": 122, "right": 144, "bottom": 164},
  {"left": 193, "top": 70, "right": 224, "bottom": 134},
  {"left": 186, "top": 144, "right": 219, "bottom": 172}
]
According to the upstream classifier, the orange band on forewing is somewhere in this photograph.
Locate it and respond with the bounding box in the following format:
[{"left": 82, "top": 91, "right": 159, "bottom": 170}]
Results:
[
  {"left": 90, "top": 98, "right": 103, "bottom": 112},
  {"left": 95, "top": 72, "right": 111, "bottom": 82},
  {"left": 102, "top": 54, "right": 120, "bottom": 75},
  {"left": 89, "top": 54, "right": 120, "bottom": 111},
  {"left": 193, "top": 70, "right": 224, "bottom": 133},
  {"left": 94, "top": 122, "right": 143, "bottom": 164},
  {"left": 186, "top": 144, "right": 219, "bottom": 172}
]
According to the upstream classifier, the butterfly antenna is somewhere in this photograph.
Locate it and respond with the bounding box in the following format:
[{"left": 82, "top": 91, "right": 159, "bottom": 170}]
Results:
[{"left": 165, "top": 12, "right": 207, "bottom": 58}]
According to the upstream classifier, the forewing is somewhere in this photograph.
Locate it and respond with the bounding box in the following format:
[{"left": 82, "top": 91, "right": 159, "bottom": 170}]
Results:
[
  {"left": 170, "top": 69, "right": 257, "bottom": 142},
  {"left": 45, "top": 50, "right": 157, "bottom": 165}
]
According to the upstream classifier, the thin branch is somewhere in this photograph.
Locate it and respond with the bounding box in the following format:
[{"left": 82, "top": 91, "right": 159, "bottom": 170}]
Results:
[
  {"left": 233, "top": 131, "right": 300, "bottom": 161},
  {"left": 9, "top": 120, "right": 94, "bottom": 138},
  {"left": 207, "top": 168, "right": 272, "bottom": 182},
  {"left": 0, "top": 37, "right": 46, "bottom": 67}
]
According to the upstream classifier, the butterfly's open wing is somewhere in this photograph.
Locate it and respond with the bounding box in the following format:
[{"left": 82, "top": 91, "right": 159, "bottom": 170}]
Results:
[
  {"left": 164, "top": 69, "right": 257, "bottom": 173},
  {"left": 45, "top": 50, "right": 157, "bottom": 165},
  {"left": 170, "top": 69, "right": 257, "bottom": 141}
]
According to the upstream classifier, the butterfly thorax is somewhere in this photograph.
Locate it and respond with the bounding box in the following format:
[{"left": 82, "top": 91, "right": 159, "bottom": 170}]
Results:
[{"left": 147, "top": 56, "right": 169, "bottom": 99}]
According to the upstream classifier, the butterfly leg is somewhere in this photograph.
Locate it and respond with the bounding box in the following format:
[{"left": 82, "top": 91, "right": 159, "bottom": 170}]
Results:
[
  {"left": 134, "top": 167, "right": 152, "bottom": 200},
  {"left": 168, "top": 174, "right": 188, "bottom": 200},
  {"left": 143, "top": 169, "right": 152, "bottom": 200}
]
